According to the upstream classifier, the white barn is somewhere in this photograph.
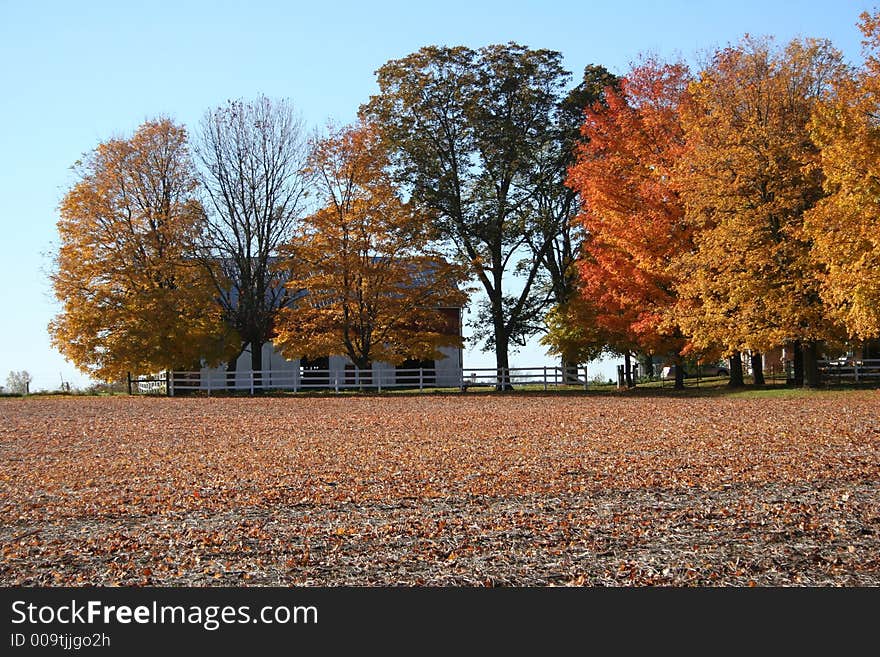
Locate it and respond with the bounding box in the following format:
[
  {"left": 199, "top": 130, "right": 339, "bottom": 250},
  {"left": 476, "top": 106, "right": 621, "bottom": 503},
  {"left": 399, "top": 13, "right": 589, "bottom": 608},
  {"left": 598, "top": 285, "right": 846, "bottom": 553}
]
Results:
[
  {"left": 193, "top": 305, "right": 464, "bottom": 392},
  {"left": 197, "top": 342, "right": 463, "bottom": 391}
]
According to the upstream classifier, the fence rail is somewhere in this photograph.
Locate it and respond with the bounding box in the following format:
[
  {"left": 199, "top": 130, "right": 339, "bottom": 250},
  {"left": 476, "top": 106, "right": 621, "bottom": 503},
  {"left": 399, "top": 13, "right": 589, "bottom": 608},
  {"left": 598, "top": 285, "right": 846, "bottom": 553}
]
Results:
[
  {"left": 143, "top": 365, "right": 592, "bottom": 396},
  {"left": 126, "top": 360, "right": 880, "bottom": 396},
  {"left": 462, "top": 366, "right": 588, "bottom": 390},
  {"left": 128, "top": 372, "right": 168, "bottom": 395},
  {"left": 818, "top": 359, "right": 880, "bottom": 383}
]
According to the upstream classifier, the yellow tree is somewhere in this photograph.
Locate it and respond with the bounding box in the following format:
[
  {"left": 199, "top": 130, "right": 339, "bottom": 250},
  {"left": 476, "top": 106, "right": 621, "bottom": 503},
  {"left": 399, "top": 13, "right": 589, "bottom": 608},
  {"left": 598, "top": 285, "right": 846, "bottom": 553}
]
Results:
[
  {"left": 539, "top": 279, "right": 607, "bottom": 369},
  {"left": 49, "top": 119, "right": 236, "bottom": 381},
  {"left": 674, "top": 37, "right": 847, "bottom": 386},
  {"left": 272, "top": 124, "right": 467, "bottom": 371},
  {"left": 805, "top": 11, "right": 880, "bottom": 341}
]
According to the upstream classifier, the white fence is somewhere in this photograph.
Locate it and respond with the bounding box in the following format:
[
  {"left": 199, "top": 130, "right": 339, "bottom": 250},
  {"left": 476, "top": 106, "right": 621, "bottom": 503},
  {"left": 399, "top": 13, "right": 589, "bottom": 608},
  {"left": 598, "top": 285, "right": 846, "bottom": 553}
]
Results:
[
  {"left": 818, "top": 359, "right": 880, "bottom": 383},
  {"left": 462, "top": 366, "right": 588, "bottom": 390},
  {"left": 161, "top": 365, "right": 590, "bottom": 396},
  {"left": 129, "top": 360, "right": 880, "bottom": 395}
]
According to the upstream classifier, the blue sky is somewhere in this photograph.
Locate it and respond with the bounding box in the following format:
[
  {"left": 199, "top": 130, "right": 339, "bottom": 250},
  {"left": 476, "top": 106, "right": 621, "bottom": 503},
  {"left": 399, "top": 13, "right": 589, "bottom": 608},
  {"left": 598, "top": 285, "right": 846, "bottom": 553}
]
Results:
[{"left": 0, "top": 0, "right": 873, "bottom": 390}]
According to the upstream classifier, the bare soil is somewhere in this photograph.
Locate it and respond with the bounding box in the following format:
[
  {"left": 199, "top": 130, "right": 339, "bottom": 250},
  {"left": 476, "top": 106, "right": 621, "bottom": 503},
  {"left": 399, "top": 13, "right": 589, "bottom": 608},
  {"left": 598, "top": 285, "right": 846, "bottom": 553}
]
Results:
[{"left": 1, "top": 392, "right": 877, "bottom": 586}]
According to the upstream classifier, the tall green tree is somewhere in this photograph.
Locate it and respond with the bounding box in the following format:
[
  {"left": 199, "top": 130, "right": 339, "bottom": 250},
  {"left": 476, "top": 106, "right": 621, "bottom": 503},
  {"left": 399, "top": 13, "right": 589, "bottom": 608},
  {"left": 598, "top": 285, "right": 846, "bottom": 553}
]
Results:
[
  {"left": 532, "top": 65, "right": 619, "bottom": 379},
  {"left": 362, "top": 43, "right": 571, "bottom": 386}
]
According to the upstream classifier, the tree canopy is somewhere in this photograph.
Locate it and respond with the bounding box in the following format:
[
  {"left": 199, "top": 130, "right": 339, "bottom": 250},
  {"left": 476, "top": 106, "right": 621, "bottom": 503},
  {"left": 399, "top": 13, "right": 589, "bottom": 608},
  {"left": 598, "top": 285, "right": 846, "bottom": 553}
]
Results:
[
  {"left": 566, "top": 57, "right": 693, "bottom": 386},
  {"left": 272, "top": 123, "right": 468, "bottom": 370},
  {"left": 49, "top": 119, "right": 235, "bottom": 381},
  {"left": 195, "top": 96, "right": 311, "bottom": 375},
  {"left": 361, "top": 43, "right": 573, "bottom": 380},
  {"left": 673, "top": 37, "right": 848, "bottom": 376},
  {"left": 805, "top": 12, "right": 880, "bottom": 341}
]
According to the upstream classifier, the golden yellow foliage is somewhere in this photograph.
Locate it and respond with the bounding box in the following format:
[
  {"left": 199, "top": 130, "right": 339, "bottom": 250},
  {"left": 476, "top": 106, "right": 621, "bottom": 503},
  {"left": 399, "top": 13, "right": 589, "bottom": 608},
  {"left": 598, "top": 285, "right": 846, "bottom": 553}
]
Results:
[
  {"left": 804, "top": 12, "right": 880, "bottom": 340},
  {"left": 49, "top": 119, "right": 236, "bottom": 381},
  {"left": 674, "top": 37, "right": 848, "bottom": 354},
  {"left": 539, "top": 281, "right": 606, "bottom": 365}
]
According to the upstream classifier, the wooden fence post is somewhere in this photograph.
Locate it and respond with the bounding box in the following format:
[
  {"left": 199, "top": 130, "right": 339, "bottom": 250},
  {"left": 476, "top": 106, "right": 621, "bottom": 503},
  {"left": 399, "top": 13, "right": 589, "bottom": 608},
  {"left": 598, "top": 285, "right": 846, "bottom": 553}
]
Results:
[{"left": 127, "top": 372, "right": 132, "bottom": 396}]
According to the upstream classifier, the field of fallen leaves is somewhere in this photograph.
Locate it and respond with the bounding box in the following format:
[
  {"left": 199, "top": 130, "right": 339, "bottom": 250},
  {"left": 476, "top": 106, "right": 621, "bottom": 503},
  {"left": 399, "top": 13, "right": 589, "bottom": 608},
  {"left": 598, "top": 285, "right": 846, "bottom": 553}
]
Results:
[{"left": 1, "top": 391, "right": 878, "bottom": 586}]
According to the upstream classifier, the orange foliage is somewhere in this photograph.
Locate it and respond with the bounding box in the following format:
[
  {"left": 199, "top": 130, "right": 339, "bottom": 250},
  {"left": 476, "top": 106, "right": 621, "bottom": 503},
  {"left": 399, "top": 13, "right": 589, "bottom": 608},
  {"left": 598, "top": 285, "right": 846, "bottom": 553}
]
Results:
[
  {"left": 567, "top": 58, "right": 693, "bottom": 358},
  {"left": 272, "top": 124, "right": 467, "bottom": 369}
]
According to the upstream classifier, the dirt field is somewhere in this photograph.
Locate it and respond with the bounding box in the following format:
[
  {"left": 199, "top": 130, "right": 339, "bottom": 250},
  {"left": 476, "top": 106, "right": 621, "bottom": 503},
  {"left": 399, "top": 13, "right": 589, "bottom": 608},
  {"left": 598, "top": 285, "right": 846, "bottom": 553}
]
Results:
[{"left": 1, "top": 391, "right": 878, "bottom": 586}]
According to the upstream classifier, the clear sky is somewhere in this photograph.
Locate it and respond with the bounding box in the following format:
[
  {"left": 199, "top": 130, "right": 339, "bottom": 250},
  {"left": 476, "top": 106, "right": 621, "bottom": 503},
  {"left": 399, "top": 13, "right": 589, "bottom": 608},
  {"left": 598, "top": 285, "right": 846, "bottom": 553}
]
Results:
[{"left": 0, "top": 0, "right": 873, "bottom": 390}]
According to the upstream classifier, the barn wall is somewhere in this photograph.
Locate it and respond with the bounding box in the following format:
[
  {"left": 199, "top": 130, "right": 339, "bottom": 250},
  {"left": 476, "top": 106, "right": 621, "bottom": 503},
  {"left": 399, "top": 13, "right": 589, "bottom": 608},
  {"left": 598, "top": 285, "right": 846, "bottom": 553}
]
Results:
[{"left": 198, "top": 342, "right": 463, "bottom": 390}]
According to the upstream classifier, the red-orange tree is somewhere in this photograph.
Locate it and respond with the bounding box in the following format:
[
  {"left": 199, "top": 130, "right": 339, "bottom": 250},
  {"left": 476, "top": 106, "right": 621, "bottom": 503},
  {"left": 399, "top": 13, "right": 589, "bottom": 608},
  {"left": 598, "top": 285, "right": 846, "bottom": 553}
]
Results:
[
  {"left": 272, "top": 124, "right": 467, "bottom": 371},
  {"left": 566, "top": 58, "right": 693, "bottom": 387}
]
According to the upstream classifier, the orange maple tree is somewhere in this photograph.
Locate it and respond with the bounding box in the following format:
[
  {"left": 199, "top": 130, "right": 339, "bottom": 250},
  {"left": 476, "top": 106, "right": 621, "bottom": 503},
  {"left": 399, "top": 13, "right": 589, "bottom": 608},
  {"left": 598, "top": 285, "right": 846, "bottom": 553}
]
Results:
[
  {"left": 566, "top": 58, "right": 693, "bottom": 386},
  {"left": 272, "top": 123, "right": 467, "bottom": 371}
]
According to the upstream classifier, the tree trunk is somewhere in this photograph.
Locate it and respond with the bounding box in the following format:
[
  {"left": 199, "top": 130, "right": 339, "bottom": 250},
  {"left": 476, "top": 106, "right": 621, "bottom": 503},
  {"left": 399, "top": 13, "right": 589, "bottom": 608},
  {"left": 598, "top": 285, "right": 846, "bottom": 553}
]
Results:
[
  {"left": 728, "top": 352, "right": 745, "bottom": 388},
  {"left": 494, "top": 329, "right": 512, "bottom": 391},
  {"left": 641, "top": 355, "right": 655, "bottom": 379},
  {"left": 352, "top": 357, "right": 373, "bottom": 388},
  {"left": 751, "top": 352, "right": 765, "bottom": 386},
  {"left": 803, "top": 341, "right": 820, "bottom": 388},
  {"left": 674, "top": 359, "right": 685, "bottom": 390},
  {"left": 250, "top": 341, "right": 263, "bottom": 391},
  {"left": 561, "top": 356, "right": 579, "bottom": 384},
  {"left": 792, "top": 341, "right": 804, "bottom": 387},
  {"left": 225, "top": 355, "right": 238, "bottom": 390},
  {"left": 624, "top": 352, "right": 633, "bottom": 388}
]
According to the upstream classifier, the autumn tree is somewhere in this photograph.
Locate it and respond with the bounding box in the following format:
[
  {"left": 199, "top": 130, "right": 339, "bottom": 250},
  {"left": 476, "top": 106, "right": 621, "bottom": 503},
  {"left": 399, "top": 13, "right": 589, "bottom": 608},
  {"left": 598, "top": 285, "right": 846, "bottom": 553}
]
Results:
[
  {"left": 272, "top": 124, "right": 467, "bottom": 373},
  {"left": 805, "top": 12, "right": 880, "bottom": 342},
  {"left": 195, "top": 97, "right": 310, "bottom": 384},
  {"left": 567, "top": 58, "right": 693, "bottom": 389},
  {"left": 531, "top": 65, "right": 619, "bottom": 380},
  {"left": 674, "top": 37, "right": 847, "bottom": 387},
  {"left": 539, "top": 281, "right": 607, "bottom": 369},
  {"left": 362, "top": 44, "right": 571, "bottom": 385},
  {"left": 49, "top": 119, "right": 234, "bottom": 382}
]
